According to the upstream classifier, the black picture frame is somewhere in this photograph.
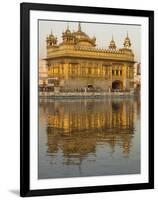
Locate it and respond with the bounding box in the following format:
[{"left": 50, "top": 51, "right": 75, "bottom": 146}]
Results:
[{"left": 20, "top": 2, "right": 154, "bottom": 197}]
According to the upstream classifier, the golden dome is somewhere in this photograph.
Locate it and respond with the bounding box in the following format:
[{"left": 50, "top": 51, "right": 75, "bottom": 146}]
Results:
[
  {"left": 73, "top": 23, "right": 96, "bottom": 47},
  {"left": 62, "top": 24, "right": 71, "bottom": 35}
]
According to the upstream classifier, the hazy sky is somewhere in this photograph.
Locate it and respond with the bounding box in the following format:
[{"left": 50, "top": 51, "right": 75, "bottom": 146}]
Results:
[{"left": 39, "top": 20, "right": 141, "bottom": 62}]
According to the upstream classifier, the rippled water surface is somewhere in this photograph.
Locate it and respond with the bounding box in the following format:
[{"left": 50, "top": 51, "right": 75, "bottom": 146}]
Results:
[{"left": 38, "top": 98, "right": 140, "bottom": 179}]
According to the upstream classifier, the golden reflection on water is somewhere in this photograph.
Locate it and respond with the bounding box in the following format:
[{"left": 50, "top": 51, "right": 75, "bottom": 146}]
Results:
[{"left": 39, "top": 98, "right": 140, "bottom": 166}]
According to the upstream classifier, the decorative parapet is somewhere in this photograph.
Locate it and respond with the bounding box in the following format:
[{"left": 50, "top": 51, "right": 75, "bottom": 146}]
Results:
[{"left": 46, "top": 45, "right": 135, "bottom": 62}]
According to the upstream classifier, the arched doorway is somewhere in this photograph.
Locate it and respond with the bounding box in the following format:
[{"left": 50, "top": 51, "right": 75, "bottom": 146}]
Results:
[
  {"left": 112, "top": 80, "right": 123, "bottom": 90},
  {"left": 87, "top": 84, "right": 94, "bottom": 92},
  {"left": 87, "top": 84, "right": 94, "bottom": 89}
]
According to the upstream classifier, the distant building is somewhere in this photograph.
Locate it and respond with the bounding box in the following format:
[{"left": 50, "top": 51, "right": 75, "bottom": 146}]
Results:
[
  {"left": 39, "top": 60, "right": 47, "bottom": 91},
  {"left": 134, "top": 62, "right": 141, "bottom": 91},
  {"left": 44, "top": 23, "right": 136, "bottom": 92}
]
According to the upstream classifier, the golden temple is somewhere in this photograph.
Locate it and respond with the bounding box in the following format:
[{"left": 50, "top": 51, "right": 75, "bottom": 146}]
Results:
[{"left": 45, "top": 23, "right": 135, "bottom": 92}]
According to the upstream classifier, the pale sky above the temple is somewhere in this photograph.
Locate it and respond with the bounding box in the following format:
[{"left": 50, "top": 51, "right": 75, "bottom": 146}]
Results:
[{"left": 39, "top": 20, "right": 141, "bottom": 62}]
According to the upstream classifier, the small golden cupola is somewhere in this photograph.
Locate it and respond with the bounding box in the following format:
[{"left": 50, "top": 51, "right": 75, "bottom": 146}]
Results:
[
  {"left": 62, "top": 24, "right": 76, "bottom": 45},
  {"left": 109, "top": 35, "right": 117, "bottom": 50},
  {"left": 46, "top": 30, "right": 57, "bottom": 46},
  {"left": 123, "top": 32, "right": 131, "bottom": 48}
]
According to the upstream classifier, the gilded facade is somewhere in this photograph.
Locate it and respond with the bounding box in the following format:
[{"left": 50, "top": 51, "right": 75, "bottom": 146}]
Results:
[{"left": 45, "top": 23, "right": 135, "bottom": 92}]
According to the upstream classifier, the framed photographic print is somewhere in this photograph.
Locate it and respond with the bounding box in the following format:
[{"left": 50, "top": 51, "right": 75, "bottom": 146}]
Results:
[{"left": 20, "top": 2, "right": 154, "bottom": 197}]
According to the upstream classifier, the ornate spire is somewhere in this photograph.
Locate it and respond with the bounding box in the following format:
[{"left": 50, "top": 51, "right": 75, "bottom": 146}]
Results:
[
  {"left": 78, "top": 22, "right": 81, "bottom": 31},
  {"left": 67, "top": 23, "right": 70, "bottom": 31},
  {"left": 64, "top": 23, "right": 71, "bottom": 35},
  {"left": 123, "top": 32, "right": 131, "bottom": 48},
  {"left": 109, "top": 35, "right": 117, "bottom": 50}
]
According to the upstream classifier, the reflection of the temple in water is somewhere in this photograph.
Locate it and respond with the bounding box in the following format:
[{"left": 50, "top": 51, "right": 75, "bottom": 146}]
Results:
[{"left": 39, "top": 98, "right": 140, "bottom": 165}]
